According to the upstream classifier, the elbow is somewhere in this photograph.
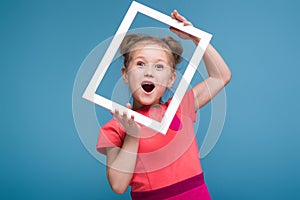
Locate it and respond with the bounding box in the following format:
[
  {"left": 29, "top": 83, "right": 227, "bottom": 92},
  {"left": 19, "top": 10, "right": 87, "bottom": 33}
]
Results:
[
  {"left": 223, "top": 69, "right": 232, "bottom": 86},
  {"left": 107, "top": 168, "right": 130, "bottom": 194},
  {"left": 110, "top": 183, "right": 128, "bottom": 194},
  {"left": 106, "top": 166, "right": 132, "bottom": 194},
  {"left": 108, "top": 175, "right": 128, "bottom": 194}
]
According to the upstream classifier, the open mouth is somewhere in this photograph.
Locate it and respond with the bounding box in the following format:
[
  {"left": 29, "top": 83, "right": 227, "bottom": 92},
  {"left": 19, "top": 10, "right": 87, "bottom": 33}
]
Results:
[{"left": 141, "top": 81, "right": 155, "bottom": 94}]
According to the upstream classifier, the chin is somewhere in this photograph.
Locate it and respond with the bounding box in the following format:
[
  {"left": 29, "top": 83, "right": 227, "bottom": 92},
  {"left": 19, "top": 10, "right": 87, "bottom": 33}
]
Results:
[
  {"left": 136, "top": 96, "right": 160, "bottom": 107},
  {"left": 140, "top": 100, "right": 158, "bottom": 106}
]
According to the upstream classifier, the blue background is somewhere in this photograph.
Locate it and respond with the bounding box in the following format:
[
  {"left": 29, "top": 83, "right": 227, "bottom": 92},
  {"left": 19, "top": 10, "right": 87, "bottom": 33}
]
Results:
[{"left": 1, "top": 0, "right": 300, "bottom": 199}]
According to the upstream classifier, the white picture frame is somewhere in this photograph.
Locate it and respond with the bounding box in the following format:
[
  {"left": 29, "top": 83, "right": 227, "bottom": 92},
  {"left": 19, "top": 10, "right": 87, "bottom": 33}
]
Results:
[{"left": 82, "top": 1, "right": 212, "bottom": 135}]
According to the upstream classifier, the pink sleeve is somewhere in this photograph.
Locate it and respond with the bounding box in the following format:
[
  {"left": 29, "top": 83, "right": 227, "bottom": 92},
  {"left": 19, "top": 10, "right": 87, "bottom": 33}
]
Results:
[
  {"left": 175, "top": 89, "right": 197, "bottom": 122},
  {"left": 96, "top": 119, "right": 126, "bottom": 155}
]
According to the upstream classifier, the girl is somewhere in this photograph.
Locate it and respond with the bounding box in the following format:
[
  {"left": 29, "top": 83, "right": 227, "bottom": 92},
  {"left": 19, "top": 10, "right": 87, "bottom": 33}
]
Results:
[{"left": 97, "top": 10, "right": 231, "bottom": 199}]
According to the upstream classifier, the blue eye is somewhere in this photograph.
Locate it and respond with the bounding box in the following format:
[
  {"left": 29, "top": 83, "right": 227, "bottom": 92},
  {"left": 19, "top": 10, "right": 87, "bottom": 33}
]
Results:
[
  {"left": 137, "top": 61, "right": 145, "bottom": 67},
  {"left": 155, "top": 64, "right": 164, "bottom": 70}
]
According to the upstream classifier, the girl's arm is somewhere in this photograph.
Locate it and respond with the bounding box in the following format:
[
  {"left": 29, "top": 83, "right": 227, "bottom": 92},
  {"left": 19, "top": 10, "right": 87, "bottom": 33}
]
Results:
[
  {"left": 192, "top": 43, "right": 231, "bottom": 111},
  {"left": 171, "top": 10, "right": 231, "bottom": 111},
  {"left": 106, "top": 105, "right": 140, "bottom": 194},
  {"left": 106, "top": 136, "right": 139, "bottom": 194}
]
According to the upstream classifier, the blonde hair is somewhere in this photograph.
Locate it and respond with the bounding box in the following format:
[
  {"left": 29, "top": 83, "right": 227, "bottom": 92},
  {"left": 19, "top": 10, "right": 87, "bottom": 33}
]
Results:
[{"left": 120, "top": 34, "right": 183, "bottom": 69}]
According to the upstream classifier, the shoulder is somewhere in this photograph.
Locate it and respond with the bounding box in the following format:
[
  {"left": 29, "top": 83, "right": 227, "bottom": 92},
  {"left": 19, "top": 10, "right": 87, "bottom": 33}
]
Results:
[
  {"left": 100, "top": 118, "right": 127, "bottom": 139},
  {"left": 165, "top": 89, "right": 196, "bottom": 121},
  {"left": 166, "top": 89, "right": 194, "bottom": 105},
  {"left": 101, "top": 118, "right": 122, "bottom": 131},
  {"left": 97, "top": 118, "right": 126, "bottom": 155}
]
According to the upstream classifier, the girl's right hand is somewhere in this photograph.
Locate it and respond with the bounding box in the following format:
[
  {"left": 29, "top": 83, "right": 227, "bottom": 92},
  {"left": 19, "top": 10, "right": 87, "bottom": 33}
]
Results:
[{"left": 111, "top": 103, "right": 140, "bottom": 138}]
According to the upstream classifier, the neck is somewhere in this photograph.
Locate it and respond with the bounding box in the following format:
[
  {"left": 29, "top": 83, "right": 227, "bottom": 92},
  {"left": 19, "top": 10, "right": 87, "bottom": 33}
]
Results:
[{"left": 132, "top": 100, "right": 161, "bottom": 111}]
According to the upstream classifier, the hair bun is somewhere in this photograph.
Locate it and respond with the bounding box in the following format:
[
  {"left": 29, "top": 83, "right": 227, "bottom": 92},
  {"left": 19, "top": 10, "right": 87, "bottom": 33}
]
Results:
[
  {"left": 120, "top": 34, "right": 143, "bottom": 55},
  {"left": 162, "top": 36, "right": 183, "bottom": 65}
]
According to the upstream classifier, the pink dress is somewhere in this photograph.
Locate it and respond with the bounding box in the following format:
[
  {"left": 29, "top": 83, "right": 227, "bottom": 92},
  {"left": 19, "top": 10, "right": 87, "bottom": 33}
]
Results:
[{"left": 97, "top": 90, "right": 211, "bottom": 199}]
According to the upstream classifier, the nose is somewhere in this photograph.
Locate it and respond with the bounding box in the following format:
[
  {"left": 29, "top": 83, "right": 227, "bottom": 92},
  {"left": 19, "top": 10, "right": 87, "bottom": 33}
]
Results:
[{"left": 144, "top": 64, "right": 154, "bottom": 77}]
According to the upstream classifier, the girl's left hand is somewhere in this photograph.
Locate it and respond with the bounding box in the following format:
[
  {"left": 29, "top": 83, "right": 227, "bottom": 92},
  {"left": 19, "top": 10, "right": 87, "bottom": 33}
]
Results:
[{"left": 170, "top": 10, "right": 200, "bottom": 44}]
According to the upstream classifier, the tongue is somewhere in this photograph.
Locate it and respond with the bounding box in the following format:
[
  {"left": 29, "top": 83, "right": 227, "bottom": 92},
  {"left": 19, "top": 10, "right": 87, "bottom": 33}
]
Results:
[{"left": 142, "top": 84, "right": 155, "bottom": 93}]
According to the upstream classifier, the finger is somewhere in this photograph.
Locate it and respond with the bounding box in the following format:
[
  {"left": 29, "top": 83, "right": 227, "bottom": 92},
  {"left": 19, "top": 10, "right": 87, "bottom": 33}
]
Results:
[
  {"left": 128, "top": 117, "right": 135, "bottom": 127},
  {"left": 112, "top": 109, "right": 122, "bottom": 122},
  {"left": 173, "top": 10, "right": 186, "bottom": 22},
  {"left": 170, "top": 26, "right": 179, "bottom": 32},
  {"left": 177, "top": 15, "right": 192, "bottom": 26},
  {"left": 112, "top": 109, "right": 122, "bottom": 121},
  {"left": 128, "top": 117, "right": 134, "bottom": 126},
  {"left": 122, "top": 111, "right": 128, "bottom": 121},
  {"left": 171, "top": 10, "right": 176, "bottom": 19},
  {"left": 110, "top": 109, "right": 118, "bottom": 117},
  {"left": 183, "top": 20, "right": 193, "bottom": 26},
  {"left": 170, "top": 27, "right": 182, "bottom": 36},
  {"left": 173, "top": 10, "right": 193, "bottom": 26},
  {"left": 129, "top": 115, "right": 140, "bottom": 128},
  {"left": 126, "top": 103, "right": 131, "bottom": 109},
  {"left": 173, "top": 9, "right": 178, "bottom": 17},
  {"left": 171, "top": 10, "right": 181, "bottom": 21}
]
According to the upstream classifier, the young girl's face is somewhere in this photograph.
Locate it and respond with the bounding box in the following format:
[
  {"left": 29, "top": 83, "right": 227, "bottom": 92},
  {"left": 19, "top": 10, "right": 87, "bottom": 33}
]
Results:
[{"left": 122, "top": 44, "right": 176, "bottom": 110}]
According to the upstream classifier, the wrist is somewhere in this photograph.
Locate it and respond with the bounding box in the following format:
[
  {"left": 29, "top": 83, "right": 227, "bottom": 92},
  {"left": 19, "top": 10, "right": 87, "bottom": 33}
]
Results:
[
  {"left": 123, "top": 134, "right": 139, "bottom": 153},
  {"left": 124, "top": 133, "right": 139, "bottom": 145},
  {"left": 125, "top": 133, "right": 139, "bottom": 141}
]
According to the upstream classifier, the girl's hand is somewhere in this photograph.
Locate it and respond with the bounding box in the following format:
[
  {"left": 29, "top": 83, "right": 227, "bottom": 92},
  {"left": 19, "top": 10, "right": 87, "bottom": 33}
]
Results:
[
  {"left": 111, "top": 103, "right": 140, "bottom": 138},
  {"left": 170, "top": 10, "right": 200, "bottom": 44}
]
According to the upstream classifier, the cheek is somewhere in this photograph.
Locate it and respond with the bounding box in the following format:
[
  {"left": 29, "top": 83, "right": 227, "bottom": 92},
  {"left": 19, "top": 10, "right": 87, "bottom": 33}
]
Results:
[
  {"left": 159, "top": 74, "right": 174, "bottom": 86},
  {"left": 127, "top": 74, "right": 142, "bottom": 91}
]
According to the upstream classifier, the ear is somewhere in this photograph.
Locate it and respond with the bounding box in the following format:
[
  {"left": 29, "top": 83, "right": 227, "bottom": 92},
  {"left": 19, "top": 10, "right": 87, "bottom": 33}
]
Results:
[
  {"left": 167, "top": 71, "right": 176, "bottom": 88},
  {"left": 121, "top": 66, "right": 129, "bottom": 83}
]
